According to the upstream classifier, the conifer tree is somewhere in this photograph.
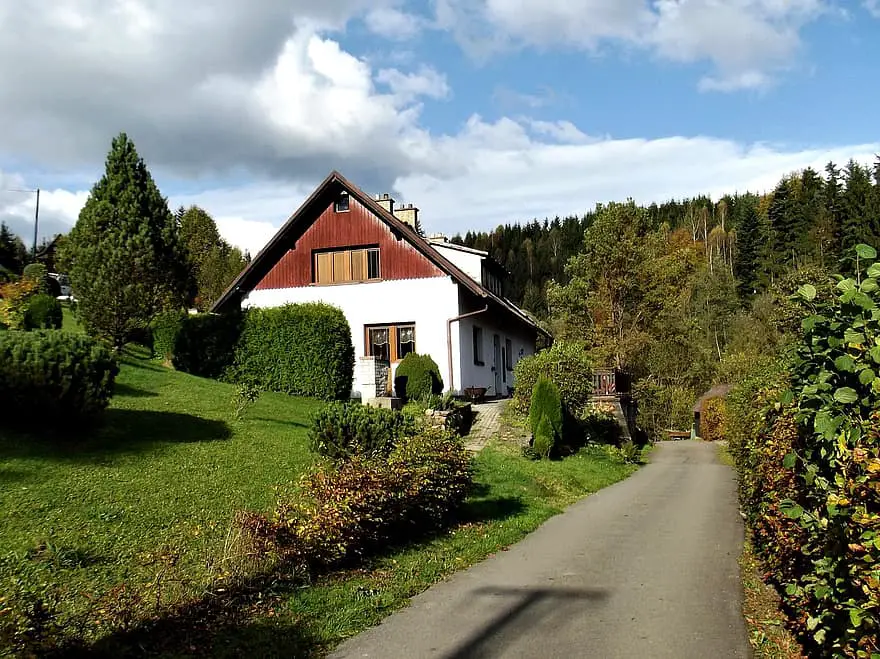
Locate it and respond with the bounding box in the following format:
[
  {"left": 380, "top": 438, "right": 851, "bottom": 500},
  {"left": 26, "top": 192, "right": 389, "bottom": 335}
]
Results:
[
  {"left": 768, "top": 177, "right": 798, "bottom": 269},
  {"left": 0, "top": 222, "right": 28, "bottom": 276},
  {"left": 841, "top": 159, "right": 876, "bottom": 253},
  {"left": 60, "top": 133, "right": 186, "bottom": 348},
  {"left": 733, "top": 200, "right": 762, "bottom": 299}
]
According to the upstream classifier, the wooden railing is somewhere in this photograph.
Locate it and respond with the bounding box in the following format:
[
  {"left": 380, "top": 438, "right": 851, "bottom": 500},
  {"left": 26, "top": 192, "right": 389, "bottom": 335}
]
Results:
[{"left": 592, "top": 369, "right": 631, "bottom": 396}]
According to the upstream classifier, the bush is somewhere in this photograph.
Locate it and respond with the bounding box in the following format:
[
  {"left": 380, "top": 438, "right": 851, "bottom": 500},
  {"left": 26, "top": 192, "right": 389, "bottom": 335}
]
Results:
[
  {"left": 633, "top": 381, "right": 695, "bottom": 441},
  {"left": 173, "top": 312, "right": 241, "bottom": 379},
  {"left": 528, "top": 377, "right": 563, "bottom": 459},
  {"left": 230, "top": 303, "right": 354, "bottom": 400},
  {"left": 22, "top": 263, "right": 49, "bottom": 293},
  {"left": 512, "top": 341, "right": 592, "bottom": 416},
  {"left": 700, "top": 397, "right": 726, "bottom": 442},
  {"left": 394, "top": 353, "right": 443, "bottom": 401},
  {"left": 23, "top": 294, "right": 62, "bottom": 330},
  {"left": 0, "top": 278, "right": 38, "bottom": 330},
  {"left": 150, "top": 309, "right": 186, "bottom": 363},
  {"left": 0, "top": 330, "right": 118, "bottom": 426},
  {"left": 309, "top": 402, "right": 417, "bottom": 461},
  {"left": 251, "top": 426, "right": 472, "bottom": 568}
]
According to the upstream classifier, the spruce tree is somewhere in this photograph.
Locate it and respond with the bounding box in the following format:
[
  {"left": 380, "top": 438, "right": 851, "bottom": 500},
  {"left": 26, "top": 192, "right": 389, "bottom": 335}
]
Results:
[
  {"left": 733, "top": 200, "right": 762, "bottom": 299},
  {"left": 0, "top": 222, "right": 28, "bottom": 275},
  {"left": 768, "top": 177, "right": 798, "bottom": 269},
  {"left": 60, "top": 133, "right": 186, "bottom": 348},
  {"left": 841, "top": 159, "right": 876, "bottom": 254},
  {"left": 819, "top": 161, "right": 843, "bottom": 263}
]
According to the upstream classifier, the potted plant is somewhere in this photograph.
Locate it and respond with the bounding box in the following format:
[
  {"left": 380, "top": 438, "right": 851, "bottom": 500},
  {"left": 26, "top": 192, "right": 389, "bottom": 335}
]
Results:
[{"left": 464, "top": 386, "right": 487, "bottom": 402}]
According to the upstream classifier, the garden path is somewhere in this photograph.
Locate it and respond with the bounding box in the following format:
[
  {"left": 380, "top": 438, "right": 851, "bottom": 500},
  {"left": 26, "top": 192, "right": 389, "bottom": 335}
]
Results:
[{"left": 329, "top": 441, "right": 749, "bottom": 659}]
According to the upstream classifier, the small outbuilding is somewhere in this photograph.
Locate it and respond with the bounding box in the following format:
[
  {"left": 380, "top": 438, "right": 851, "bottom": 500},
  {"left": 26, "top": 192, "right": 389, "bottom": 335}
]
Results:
[{"left": 692, "top": 384, "right": 733, "bottom": 438}]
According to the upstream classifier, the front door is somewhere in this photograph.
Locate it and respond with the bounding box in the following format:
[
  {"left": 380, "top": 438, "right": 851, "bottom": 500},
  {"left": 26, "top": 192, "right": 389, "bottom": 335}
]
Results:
[{"left": 493, "top": 334, "right": 502, "bottom": 396}]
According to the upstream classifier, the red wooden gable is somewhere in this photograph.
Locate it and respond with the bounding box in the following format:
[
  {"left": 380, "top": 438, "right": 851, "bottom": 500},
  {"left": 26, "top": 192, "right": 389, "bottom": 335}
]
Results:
[{"left": 254, "top": 196, "right": 443, "bottom": 290}]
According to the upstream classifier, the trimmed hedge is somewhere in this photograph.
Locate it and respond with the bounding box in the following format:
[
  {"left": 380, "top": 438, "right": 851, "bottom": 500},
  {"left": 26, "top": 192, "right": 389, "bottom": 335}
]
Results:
[
  {"left": 309, "top": 402, "right": 417, "bottom": 461},
  {"left": 173, "top": 312, "right": 241, "bottom": 379},
  {"left": 150, "top": 309, "right": 186, "bottom": 363},
  {"left": 394, "top": 352, "right": 443, "bottom": 401},
  {"left": 23, "top": 294, "right": 62, "bottom": 330},
  {"left": 528, "top": 377, "right": 563, "bottom": 459},
  {"left": 512, "top": 341, "right": 592, "bottom": 416},
  {"left": 0, "top": 330, "right": 118, "bottom": 426},
  {"left": 229, "top": 303, "right": 354, "bottom": 400},
  {"left": 700, "top": 397, "right": 726, "bottom": 442}
]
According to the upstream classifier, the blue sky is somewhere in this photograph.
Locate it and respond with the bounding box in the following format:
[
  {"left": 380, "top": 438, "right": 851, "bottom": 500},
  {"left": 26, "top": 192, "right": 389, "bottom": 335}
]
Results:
[{"left": 0, "top": 0, "right": 878, "bottom": 254}]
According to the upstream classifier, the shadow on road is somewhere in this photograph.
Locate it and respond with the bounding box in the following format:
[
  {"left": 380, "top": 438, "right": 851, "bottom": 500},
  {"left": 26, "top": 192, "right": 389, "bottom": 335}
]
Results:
[{"left": 443, "top": 586, "right": 609, "bottom": 659}]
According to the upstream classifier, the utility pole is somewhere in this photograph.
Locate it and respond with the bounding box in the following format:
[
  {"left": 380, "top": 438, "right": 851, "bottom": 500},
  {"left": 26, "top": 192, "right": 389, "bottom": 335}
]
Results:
[{"left": 32, "top": 188, "right": 40, "bottom": 260}]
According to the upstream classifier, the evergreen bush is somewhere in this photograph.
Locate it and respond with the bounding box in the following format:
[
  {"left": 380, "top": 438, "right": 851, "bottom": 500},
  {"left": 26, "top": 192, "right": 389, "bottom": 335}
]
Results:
[
  {"left": 309, "top": 402, "right": 417, "bottom": 461},
  {"left": 229, "top": 303, "right": 354, "bottom": 400},
  {"left": 23, "top": 295, "right": 62, "bottom": 330},
  {"left": 172, "top": 312, "right": 241, "bottom": 378},
  {"left": 149, "top": 309, "right": 186, "bottom": 363},
  {"left": 528, "top": 377, "right": 563, "bottom": 458},
  {"left": 394, "top": 353, "right": 443, "bottom": 401},
  {"left": 22, "top": 263, "right": 49, "bottom": 294},
  {"left": 0, "top": 330, "right": 118, "bottom": 426},
  {"left": 512, "top": 341, "right": 592, "bottom": 416}
]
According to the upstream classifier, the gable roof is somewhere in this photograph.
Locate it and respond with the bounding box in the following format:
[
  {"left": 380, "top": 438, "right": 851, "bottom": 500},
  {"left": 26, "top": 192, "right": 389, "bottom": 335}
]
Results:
[
  {"left": 210, "top": 170, "right": 550, "bottom": 340},
  {"left": 692, "top": 384, "right": 734, "bottom": 414}
]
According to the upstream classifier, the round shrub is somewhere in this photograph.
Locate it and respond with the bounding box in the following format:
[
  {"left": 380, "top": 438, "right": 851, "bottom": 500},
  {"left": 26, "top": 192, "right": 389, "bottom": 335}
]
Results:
[
  {"left": 309, "top": 402, "right": 417, "bottom": 461},
  {"left": 23, "top": 294, "right": 62, "bottom": 330},
  {"left": 230, "top": 303, "right": 354, "bottom": 400},
  {"left": 512, "top": 341, "right": 592, "bottom": 416},
  {"left": 22, "top": 263, "right": 48, "bottom": 290},
  {"left": 394, "top": 353, "right": 443, "bottom": 401},
  {"left": 173, "top": 312, "right": 241, "bottom": 379},
  {"left": 0, "top": 330, "right": 119, "bottom": 426}
]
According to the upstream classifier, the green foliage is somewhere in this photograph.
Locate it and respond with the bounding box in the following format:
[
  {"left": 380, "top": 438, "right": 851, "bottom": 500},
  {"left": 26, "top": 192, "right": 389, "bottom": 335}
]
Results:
[
  {"left": 232, "top": 382, "right": 261, "bottom": 421},
  {"left": 528, "top": 377, "right": 562, "bottom": 459},
  {"left": 23, "top": 294, "right": 62, "bottom": 330},
  {"left": 0, "top": 278, "right": 39, "bottom": 330},
  {"left": 633, "top": 381, "right": 694, "bottom": 441},
  {"left": 251, "top": 426, "right": 472, "bottom": 568},
  {"left": 0, "top": 330, "right": 118, "bottom": 426},
  {"left": 22, "top": 263, "right": 50, "bottom": 294},
  {"left": 172, "top": 312, "right": 241, "bottom": 379},
  {"left": 393, "top": 352, "right": 443, "bottom": 401},
  {"left": 701, "top": 397, "right": 726, "bottom": 442},
  {"left": 0, "top": 222, "right": 28, "bottom": 275},
  {"left": 149, "top": 309, "right": 186, "bottom": 362},
  {"left": 58, "top": 133, "right": 188, "bottom": 348},
  {"left": 729, "top": 246, "right": 880, "bottom": 657},
  {"left": 512, "top": 341, "right": 592, "bottom": 416},
  {"left": 309, "top": 402, "right": 417, "bottom": 461},
  {"left": 229, "top": 303, "right": 354, "bottom": 400}
]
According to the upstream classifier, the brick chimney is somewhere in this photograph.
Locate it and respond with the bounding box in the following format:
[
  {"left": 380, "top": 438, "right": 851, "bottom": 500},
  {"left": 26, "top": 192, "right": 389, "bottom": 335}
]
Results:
[
  {"left": 375, "top": 193, "right": 395, "bottom": 215},
  {"left": 394, "top": 203, "right": 419, "bottom": 229}
]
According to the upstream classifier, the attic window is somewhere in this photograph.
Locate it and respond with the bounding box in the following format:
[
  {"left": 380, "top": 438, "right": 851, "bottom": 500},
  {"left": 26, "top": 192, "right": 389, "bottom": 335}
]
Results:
[{"left": 335, "top": 192, "right": 350, "bottom": 213}]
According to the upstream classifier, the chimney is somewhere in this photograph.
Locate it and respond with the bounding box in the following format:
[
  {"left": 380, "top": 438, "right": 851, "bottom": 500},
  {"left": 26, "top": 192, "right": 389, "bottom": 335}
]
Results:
[
  {"left": 375, "top": 192, "right": 395, "bottom": 215},
  {"left": 394, "top": 202, "right": 419, "bottom": 229}
]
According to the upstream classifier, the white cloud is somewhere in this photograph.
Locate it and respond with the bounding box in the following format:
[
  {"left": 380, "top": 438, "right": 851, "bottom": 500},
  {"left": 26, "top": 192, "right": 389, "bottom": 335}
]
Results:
[
  {"left": 865, "top": 0, "right": 880, "bottom": 17},
  {"left": 526, "top": 120, "right": 594, "bottom": 144},
  {"left": 436, "top": 0, "right": 830, "bottom": 90},
  {"left": 364, "top": 6, "right": 425, "bottom": 40},
  {"left": 375, "top": 66, "right": 451, "bottom": 102}
]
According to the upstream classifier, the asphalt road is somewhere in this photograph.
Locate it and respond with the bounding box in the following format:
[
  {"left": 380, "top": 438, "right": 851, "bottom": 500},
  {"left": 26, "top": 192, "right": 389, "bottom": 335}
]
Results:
[{"left": 329, "top": 441, "right": 750, "bottom": 659}]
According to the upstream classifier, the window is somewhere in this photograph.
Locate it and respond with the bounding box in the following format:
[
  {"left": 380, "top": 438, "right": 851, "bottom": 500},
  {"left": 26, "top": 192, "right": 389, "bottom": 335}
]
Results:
[
  {"left": 334, "top": 192, "right": 350, "bottom": 212},
  {"left": 505, "top": 338, "right": 513, "bottom": 370},
  {"left": 473, "top": 326, "right": 484, "bottom": 366},
  {"left": 366, "top": 324, "right": 415, "bottom": 362},
  {"left": 313, "top": 247, "right": 380, "bottom": 284}
]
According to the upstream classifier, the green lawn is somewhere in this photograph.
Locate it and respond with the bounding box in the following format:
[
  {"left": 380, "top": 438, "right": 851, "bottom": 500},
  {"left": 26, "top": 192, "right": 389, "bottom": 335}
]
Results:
[{"left": 1, "top": 347, "right": 637, "bottom": 656}]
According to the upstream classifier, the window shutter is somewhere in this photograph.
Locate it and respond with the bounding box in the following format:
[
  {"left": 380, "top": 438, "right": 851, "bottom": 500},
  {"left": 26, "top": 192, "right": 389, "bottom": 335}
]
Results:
[
  {"left": 315, "top": 252, "right": 332, "bottom": 284},
  {"left": 333, "top": 251, "right": 349, "bottom": 283},
  {"left": 351, "top": 249, "right": 366, "bottom": 281}
]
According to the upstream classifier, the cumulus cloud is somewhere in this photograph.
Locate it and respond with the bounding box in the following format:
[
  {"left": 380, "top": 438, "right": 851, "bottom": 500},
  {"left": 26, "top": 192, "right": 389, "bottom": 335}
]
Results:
[
  {"left": 435, "top": 0, "right": 829, "bottom": 90},
  {"left": 364, "top": 6, "right": 425, "bottom": 40}
]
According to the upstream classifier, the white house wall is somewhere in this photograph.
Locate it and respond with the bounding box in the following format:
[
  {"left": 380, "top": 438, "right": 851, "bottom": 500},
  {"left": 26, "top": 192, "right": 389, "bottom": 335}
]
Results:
[
  {"left": 243, "top": 276, "right": 461, "bottom": 397},
  {"left": 431, "top": 243, "right": 484, "bottom": 282}
]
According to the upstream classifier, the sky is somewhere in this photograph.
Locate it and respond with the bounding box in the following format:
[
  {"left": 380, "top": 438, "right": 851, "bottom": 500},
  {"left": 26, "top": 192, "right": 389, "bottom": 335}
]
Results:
[{"left": 0, "top": 0, "right": 878, "bottom": 256}]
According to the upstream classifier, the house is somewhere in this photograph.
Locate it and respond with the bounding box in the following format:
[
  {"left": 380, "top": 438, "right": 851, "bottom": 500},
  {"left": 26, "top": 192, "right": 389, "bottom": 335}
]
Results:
[{"left": 211, "top": 171, "right": 550, "bottom": 401}]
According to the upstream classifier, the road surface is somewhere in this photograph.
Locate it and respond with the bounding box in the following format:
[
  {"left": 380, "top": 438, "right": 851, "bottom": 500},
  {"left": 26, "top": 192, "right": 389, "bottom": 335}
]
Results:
[{"left": 329, "top": 441, "right": 750, "bottom": 659}]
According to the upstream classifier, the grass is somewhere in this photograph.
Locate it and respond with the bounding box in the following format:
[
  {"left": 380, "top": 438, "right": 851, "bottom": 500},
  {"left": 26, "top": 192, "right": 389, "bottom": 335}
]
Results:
[
  {"left": 716, "top": 444, "right": 804, "bottom": 659},
  {"left": 1, "top": 346, "right": 637, "bottom": 656}
]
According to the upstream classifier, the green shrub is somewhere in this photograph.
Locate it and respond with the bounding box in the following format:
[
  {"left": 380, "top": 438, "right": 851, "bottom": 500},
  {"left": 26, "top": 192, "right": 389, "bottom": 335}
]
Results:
[
  {"left": 173, "top": 312, "right": 241, "bottom": 378},
  {"left": 632, "top": 381, "right": 695, "bottom": 441},
  {"left": 528, "top": 377, "right": 562, "bottom": 459},
  {"left": 22, "top": 263, "right": 49, "bottom": 294},
  {"left": 150, "top": 309, "right": 186, "bottom": 363},
  {"left": 0, "top": 330, "right": 118, "bottom": 426},
  {"left": 309, "top": 402, "right": 417, "bottom": 461},
  {"left": 512, "top": 341, "right": 592, "bottom": 416},
  {"left": 251, "top": 426, "right": 472, "bottom": 568},
  {"left": 394, "top": 353, "right": 443, "bottom": 401},
  {"left": 700, "top": 397, "right": 726, "bottom": 442},
  {"left": 23, "top": 294, "right": 62, "bottom": 330},
  {"left": 230, "top": 303, "right": 354, "bottom": 400}
]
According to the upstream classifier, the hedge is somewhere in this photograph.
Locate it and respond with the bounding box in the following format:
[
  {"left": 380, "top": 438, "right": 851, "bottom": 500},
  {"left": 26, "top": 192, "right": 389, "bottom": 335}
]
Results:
[
  {"left": 0, "top": 330, "right": 118, "bottom": 426},
  {"left": 173, "top": 312, "right": 241, "bottom": 379},
  {"left": 394, "top": 352, "right": 443, "bottom": 401},
  {"left": 700, "top": 397, "right": 726, "bottom": 442},
  {"left": 150, "top": 309, "right": 186, "bottom": 363},
  {"left": 512, "top": 341, "right": 592, "bottom": 416},
  {"left": 309, "top": 402, "right": 418, "bottom": 460},
  {"left": 229, "top": 303, "right": 354, "bottom": 400}
]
